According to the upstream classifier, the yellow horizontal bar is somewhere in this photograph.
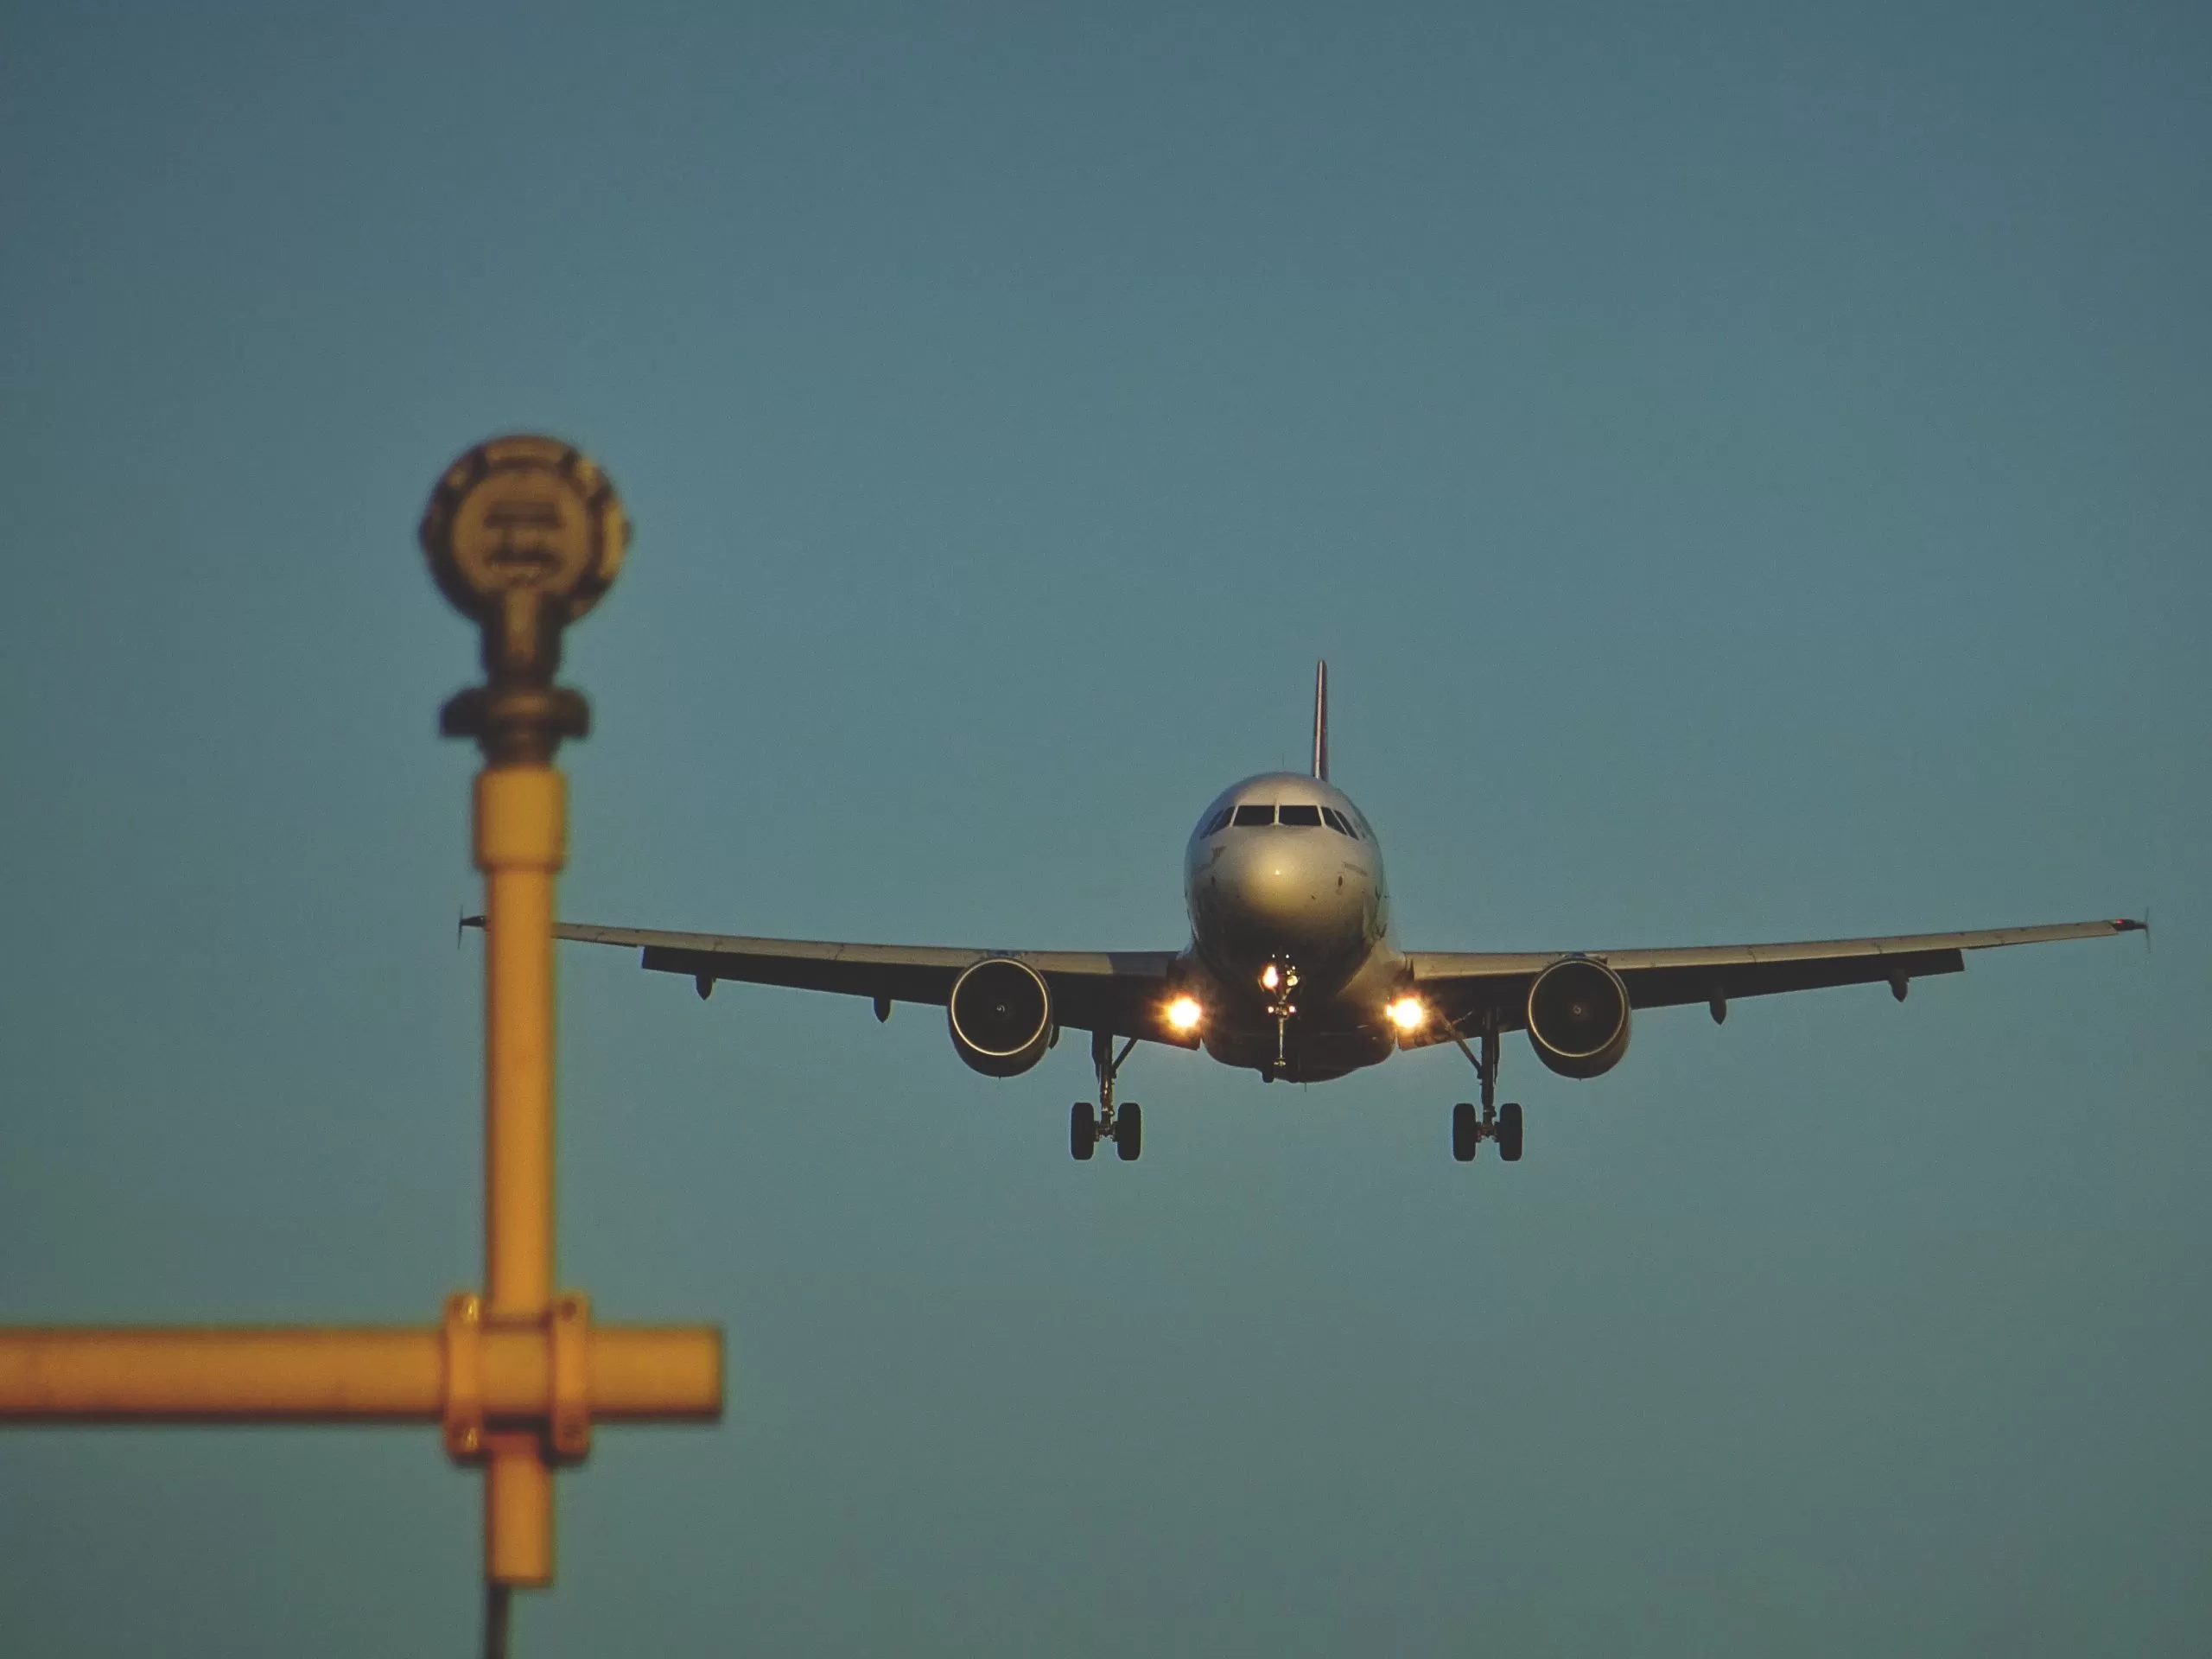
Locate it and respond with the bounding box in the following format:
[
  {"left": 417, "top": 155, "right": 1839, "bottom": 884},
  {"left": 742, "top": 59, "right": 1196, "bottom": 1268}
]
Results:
[{"left": 0, "top": 1325, "right": 721, "bottom": 1425}]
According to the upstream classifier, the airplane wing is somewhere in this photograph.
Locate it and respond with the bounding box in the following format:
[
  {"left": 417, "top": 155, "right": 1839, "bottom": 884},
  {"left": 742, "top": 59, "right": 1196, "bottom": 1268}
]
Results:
[
  {"left": 1401, "top": 918, "right": 2144, "bottom": 1043},
  {"left": 491, "top": 919, "right": 1196, "bottom": 1046}
]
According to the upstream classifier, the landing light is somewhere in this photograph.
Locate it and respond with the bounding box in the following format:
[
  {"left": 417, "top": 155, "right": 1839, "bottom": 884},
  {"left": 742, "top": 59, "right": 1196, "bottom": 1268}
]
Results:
[
  {"left": 1260, "top": 963, "right": 1280, "bottom": 991},
  {"left": 1387, "top": 996, "right": 1427, "bottom": 1033},
  {"left": 1166, "top": 995, "right": 1204, "bottom": 1033}
]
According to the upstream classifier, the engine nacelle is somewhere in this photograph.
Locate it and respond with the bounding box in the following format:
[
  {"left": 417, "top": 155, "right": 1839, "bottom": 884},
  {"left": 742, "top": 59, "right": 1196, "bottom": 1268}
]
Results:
[
  {"left": 1525, "top": 957, "right": 1632, "bottom": 1079},
  {"left": 947, "top": 957, "right": 1053, "bottom": 1077}
]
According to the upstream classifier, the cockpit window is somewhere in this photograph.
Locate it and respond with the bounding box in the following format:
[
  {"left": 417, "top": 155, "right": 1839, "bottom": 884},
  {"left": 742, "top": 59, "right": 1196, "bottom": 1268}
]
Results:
[
  {"left": 1322, "top": 807, "right": 1359, "bottom": 839},
  {"left": 1231, "top": 804, "right": 1276, "bottom": 827},
  {"left": 1200, "top": 806, "right": 1233, "bottom": 836},
  {"left": 1277, "top": 804, "right": 1323, "bottom": 827}
]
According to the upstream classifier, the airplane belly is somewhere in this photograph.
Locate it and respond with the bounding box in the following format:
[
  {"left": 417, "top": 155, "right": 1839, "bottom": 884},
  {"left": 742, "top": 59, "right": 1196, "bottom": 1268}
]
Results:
[{"left": 1198, "top": 994, "right": 1396, "bottom": 1081}]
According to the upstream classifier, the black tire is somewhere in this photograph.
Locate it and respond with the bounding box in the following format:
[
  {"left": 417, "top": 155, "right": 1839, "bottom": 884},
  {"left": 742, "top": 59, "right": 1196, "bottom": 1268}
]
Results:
[
  {"left": 1497, "top": 1101, "right": 1524, "bottom": 1163},
  {"left": 1071, "top": 1102, "right": 1096, "bottom": 1160},
  {"left": 1451, "top": 1102, "right": 1478, "bottom": 1163},
  {"left": 1115, "top": 1101, "right": 1143, "bottom": 1162}
]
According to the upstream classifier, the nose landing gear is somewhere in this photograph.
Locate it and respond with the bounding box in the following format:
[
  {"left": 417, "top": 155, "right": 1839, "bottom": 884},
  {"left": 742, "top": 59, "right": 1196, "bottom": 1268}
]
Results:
[
  {"left": 1262, "top": 958, "right": 1300, "bottom": 1072},
  {"left": 1446, "top": 1015, "right": 1523, "bottom": 1165},
  {"left": 1071, "top": 1029, "right": 1143, "bottom": 1162}
]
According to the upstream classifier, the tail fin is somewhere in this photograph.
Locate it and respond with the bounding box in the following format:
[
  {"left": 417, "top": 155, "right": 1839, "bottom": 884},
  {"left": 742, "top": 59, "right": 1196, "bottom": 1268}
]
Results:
[{"left": 1312, "top": 659, "right": 1329, "bottom": 781}]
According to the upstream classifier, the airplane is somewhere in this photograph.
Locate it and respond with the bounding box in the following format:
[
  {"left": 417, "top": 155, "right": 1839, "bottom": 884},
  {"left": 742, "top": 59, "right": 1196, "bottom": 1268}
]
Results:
[{"left": 493, "top": 663, "right": 2143, "bottom": 1165}]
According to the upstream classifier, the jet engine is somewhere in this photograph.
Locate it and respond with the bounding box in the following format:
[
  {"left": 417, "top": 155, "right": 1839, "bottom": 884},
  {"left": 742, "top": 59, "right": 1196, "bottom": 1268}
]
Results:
[
  {"left": 1525, "top": 957, "right": 1632, "bottom": 1079},
  {"left": 947, "top": 957, "right": 1054, "bottom": 1077}
]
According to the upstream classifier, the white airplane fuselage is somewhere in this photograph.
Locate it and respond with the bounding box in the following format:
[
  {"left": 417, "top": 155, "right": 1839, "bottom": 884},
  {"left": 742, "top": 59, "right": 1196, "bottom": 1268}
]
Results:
[{"left": 1179, "top": 772, "right": 1408, "bottom": 1081}]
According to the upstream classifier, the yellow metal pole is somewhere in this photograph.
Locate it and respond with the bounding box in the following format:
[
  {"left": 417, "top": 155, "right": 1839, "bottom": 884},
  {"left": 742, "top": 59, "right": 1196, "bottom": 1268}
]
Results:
[
  {"left": 480, "top": 766, "right": 562, "bottom": 1315},
  {"left": 424, "top": 435, "right": 637, "bottom": 1612},
  {"left": 475, "top": 764, "right": 565, "bottom": 1586}
]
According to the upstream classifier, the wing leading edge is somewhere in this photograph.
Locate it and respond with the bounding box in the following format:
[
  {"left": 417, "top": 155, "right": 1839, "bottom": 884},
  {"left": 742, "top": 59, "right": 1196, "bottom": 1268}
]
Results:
[
  {"left": 472, "top": 914, "right": 2139, "bottom": 1053},
  {"left": 512, "top": 920, "right": 1193, "bottom": 1046},
  {"left": 1402, "top": 917, "right": 2144, "bottom": 1044}
]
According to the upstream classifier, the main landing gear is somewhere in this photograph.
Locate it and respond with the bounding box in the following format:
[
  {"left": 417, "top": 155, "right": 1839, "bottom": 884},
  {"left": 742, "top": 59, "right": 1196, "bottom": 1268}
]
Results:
[
  {"left": 1448, "top": 1017, "right": 1523, "bottom": 1165},
  {"left": 1071, "top": 1029, "right": 1143, "bottom": 1162}
]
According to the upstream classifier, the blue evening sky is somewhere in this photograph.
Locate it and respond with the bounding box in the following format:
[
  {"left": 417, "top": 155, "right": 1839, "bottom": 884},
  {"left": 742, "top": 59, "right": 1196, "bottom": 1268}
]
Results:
[{"left": 3, "top": 5, "right": 2206, "bottom": 1654}]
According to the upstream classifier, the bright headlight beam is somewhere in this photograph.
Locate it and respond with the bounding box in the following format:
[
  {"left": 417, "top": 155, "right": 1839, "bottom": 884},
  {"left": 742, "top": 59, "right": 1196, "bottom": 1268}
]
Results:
[
  {"left": 1387, "top": 996, "right": 1427, "bottom": 1033},
  {"left": 1166, "top": 995, "right": 1203, "bottom": 1033}
]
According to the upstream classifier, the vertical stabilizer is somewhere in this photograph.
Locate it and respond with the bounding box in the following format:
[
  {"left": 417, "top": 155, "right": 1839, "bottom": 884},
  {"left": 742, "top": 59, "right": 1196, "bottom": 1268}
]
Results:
[{"left": 1312, "top": 659, "right": 1330, "bottom": 781}]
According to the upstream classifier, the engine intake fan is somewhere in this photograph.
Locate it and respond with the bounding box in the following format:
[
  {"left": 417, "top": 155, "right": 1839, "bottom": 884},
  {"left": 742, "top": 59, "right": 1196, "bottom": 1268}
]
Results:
[
  {"left": 1526, "top": 957, "right": 1631, "bottom": 1079},
  {"left": 947, "top": 958, "right": 1053, "bottom": 1077}
]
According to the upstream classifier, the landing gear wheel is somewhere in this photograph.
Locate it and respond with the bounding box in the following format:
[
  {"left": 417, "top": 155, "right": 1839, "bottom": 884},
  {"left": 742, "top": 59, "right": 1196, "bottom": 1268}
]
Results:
[
  {"left": 1114, "top": 1101, "right": 1143, "bottom": 1162},
  {"left": 1071, "top": 1102, "right": 1096, "bottom": 1161},
  {"left": 1451, "top": 1102, "right": 1478, "bottom": 1163},
  {"left": 1497, "top": 1101, "right": 1524, "bottom": 1163}
]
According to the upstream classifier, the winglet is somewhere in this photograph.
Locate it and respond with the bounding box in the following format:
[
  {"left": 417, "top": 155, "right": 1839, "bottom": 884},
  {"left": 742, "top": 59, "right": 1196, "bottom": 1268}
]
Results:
[{"left": 1312, "top": 659, "right": 1329, "bottom": 781}]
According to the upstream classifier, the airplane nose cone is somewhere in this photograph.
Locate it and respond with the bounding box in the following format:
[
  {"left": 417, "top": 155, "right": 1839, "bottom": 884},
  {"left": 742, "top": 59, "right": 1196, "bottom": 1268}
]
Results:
[
  {"left": 1236, "top": 846, "right": 1318, "bottom": 920},
  {"left": 1205, "top": 832, "right": 1363, "bottom": 963}
]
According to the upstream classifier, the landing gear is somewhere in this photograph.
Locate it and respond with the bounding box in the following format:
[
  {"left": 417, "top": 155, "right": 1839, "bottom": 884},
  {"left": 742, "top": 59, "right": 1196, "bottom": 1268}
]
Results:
[
  {"left": 1262, "top": 959, "right": 1300, "bottom": 1072},
  {"left": 1071, "top": 1029, "right": 1142, "bottom": 1162},
  {"left": 1447, "top": 1015, "right": 1523, "bottom": 1165}
]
